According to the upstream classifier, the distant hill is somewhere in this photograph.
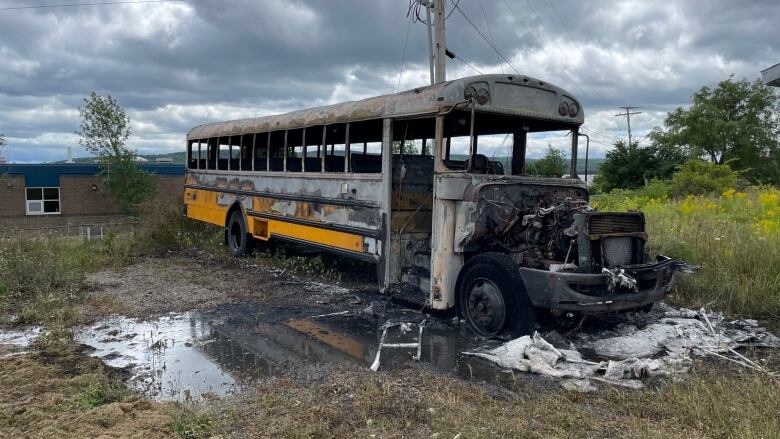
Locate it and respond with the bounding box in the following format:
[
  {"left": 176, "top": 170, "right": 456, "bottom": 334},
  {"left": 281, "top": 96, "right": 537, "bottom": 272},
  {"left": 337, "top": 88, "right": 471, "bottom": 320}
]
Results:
[
  {"left": 140, "top": 152, "right": 186, "bottom": 164},
  {"left": 55, "top": 151, "right": 602, "bottom": 174},
  {"left": 451, "top": 154, "right": 602, "bottom": 175},
  {"left": 53, "top": 151, "right": 186, "bottom": 164}
]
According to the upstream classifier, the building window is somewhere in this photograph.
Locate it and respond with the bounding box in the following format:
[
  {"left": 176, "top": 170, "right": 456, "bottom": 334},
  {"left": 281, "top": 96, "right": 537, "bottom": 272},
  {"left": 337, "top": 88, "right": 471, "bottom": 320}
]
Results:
[{"left": 26, "top": 187, "right": 60, "bottom": 215}]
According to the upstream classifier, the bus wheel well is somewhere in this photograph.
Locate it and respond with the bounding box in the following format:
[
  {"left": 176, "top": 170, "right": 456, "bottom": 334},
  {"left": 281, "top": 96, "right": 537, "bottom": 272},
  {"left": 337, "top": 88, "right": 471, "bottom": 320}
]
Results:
[
  {"left": 224, "top": 203, "right": 245, "bottom": 245},
  {"left": 225, "top": 203, "right": 244, "bottom": 228}
]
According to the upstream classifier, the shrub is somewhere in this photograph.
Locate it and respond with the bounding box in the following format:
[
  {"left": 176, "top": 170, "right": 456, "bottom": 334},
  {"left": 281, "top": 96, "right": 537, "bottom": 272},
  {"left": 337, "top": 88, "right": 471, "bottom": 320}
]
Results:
[
  {"left": 669, "top": 160, "right": 738, "bottom": 197},
  {"left": 132, "top": 202, "right": 223, "bottom": 256}
]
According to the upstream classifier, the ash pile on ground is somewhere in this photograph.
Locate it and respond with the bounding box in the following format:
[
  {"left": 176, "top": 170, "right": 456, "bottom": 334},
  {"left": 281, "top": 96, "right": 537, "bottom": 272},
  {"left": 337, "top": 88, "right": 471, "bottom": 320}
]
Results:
[{"left": 466, "top": 303, "right": 780, "bottom": 392}]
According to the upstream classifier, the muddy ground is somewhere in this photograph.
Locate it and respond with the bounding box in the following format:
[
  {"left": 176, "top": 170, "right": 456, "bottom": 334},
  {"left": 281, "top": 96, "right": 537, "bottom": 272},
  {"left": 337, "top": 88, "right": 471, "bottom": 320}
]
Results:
[
  {"left": 85, "top": 252, "right": 381, "bottom": 317},
  {"left": 2, "top": 251, "right": 779, "bottom": 438}
]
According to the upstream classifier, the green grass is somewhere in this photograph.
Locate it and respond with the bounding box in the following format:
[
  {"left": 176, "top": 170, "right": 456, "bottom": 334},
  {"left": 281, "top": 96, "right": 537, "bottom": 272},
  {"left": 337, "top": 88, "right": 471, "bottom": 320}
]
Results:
[
  {"left": 0, "top": 203, "right": 223, "bottom": 326},
  {"left": 169, "top": 406, "right": 216, "bottom": 439},
  {"left": 173, "top": 366, "right": 780, "bottom": 438},
  {"left": 593, "top": 187, "right": 780, "bottom": 318}
]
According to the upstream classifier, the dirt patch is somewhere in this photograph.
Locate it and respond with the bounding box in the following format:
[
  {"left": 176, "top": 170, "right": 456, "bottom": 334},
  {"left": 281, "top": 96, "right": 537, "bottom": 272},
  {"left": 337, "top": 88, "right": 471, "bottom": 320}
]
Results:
[{"left": 86, "top": 253, "right": 371, "bottom": 318}]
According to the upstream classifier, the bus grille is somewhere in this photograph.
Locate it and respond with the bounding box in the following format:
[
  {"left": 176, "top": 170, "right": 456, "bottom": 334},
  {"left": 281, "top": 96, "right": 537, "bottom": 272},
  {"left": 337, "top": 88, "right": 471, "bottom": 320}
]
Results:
[{"left": 588, "top": 213, "right": 644, "bottom": 235}]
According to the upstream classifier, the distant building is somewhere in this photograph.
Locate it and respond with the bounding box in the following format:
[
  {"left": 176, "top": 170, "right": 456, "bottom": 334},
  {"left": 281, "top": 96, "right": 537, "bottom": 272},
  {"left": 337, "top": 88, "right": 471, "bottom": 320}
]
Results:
[
  {"left": 762, "top": 63, "right": 780, "bottom": 87},
  {"left": 0, "top": 163, "right": 184, "bottom": 234}
]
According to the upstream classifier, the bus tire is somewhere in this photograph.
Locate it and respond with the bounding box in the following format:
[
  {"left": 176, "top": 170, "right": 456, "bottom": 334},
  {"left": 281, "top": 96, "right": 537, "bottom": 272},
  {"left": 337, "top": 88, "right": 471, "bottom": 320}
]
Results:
[
  {"left": 457, "top": 252, "right": 535, "bottom": 337},
  {"left": 226, "top": 209, "right": 254, "bottom": 257}
]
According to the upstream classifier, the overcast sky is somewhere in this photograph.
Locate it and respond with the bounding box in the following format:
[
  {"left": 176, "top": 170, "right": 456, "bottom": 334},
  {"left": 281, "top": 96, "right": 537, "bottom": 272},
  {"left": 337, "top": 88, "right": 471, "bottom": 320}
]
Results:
[{"left": 1, "top": 0, "right": 778, "bottom": 163}]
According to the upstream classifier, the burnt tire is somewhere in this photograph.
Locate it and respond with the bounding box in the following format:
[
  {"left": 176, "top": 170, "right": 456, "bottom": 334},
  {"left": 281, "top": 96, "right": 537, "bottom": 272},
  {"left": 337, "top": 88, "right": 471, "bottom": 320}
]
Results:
[
  {"left": 226, "top": 209, "right": 254, "bottom": 257},
  {"left": 457, "top": 252, "right": 535, "bottom": 337}
]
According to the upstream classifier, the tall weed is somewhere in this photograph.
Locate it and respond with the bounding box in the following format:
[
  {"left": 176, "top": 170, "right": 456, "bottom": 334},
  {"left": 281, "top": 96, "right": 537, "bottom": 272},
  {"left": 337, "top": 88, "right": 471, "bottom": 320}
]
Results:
[{"left": 593, "top": 187, "right": 780, "bottom": 317}]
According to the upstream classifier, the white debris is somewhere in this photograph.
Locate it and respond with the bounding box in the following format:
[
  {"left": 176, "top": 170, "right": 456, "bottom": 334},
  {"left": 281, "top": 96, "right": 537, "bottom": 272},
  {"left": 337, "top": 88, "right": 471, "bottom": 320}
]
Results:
[
  {"left": 464, "top": 306, "right": 780, "bottom": 391},
  {"left": 560, "top": 379, "right": 597, "bottom": 393},
  {"left": 602, "top": 267, "right": 638, "bottom": 292},
  {"left": 464, "top": 333, "right": 600, "bottom": 380}
]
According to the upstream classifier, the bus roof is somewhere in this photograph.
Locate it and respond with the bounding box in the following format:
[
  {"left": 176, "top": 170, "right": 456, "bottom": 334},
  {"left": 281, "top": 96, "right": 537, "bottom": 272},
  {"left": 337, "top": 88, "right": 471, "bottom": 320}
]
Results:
[{"left": 187, "top": 74, "right": 583, "bottom": 140}]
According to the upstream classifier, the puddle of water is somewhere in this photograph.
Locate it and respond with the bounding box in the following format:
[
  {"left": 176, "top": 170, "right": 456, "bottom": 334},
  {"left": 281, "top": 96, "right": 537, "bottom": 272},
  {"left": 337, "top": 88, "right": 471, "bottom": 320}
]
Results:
[
  {"left": 76, "top": 315, "right": 246, "bottom": 400},
  {"left": 75, "top": 303, "right": 499, "bottom": 401},
  {"left": 0, "top": 326, "right": 43, "bottom": 356}
]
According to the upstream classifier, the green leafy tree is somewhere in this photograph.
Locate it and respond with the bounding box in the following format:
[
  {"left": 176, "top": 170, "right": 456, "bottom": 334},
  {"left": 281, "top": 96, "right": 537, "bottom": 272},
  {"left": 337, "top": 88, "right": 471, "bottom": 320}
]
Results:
[
  {"left": 392, "top": 140, "right": 420, "bottom": 155},
  {"left": 526, "top": 144, "right": 567, "bottom": 177},
  {"left": 649, "top": 77, "right": 780, "bottom": 183},
  {"left": 76, "top": 92, "right": 155, "bottom": 213},
  {"left": 591, "top": 140, "right": 655, "bottom": 192}
]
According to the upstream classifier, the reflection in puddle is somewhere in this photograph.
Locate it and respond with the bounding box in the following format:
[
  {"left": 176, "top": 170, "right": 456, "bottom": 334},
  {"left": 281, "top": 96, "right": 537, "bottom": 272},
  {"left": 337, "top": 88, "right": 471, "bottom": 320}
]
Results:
[{"left": 75, "top": 303, "right": 496, "bottom": 401}]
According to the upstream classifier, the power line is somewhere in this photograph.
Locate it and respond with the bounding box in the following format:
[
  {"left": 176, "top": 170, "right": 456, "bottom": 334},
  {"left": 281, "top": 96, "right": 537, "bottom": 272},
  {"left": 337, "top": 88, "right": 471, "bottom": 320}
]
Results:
[
  {"left": 451, "top": 2, "right": 521, "bottom": 75},
  {"left": 454, "top": 55, "right": 483, "bottom": 75},
  {"left": 614, "top": 106, "right": 642, "bottom": 146},
  {"left": 498, "top": 0, "right": 590, "bottom": 99},
  {"left": 580, "top": 126, "right": 618, "bottom": 144},
  {"left": 396, "top": 13, "right": 414, "bottom": 93},
  {"left": 544, "top": 0, "right": 622, "bottom": 102},
  {"left": 477, "top": 0, "right": 503, "bottom": 73},
  {"left": 0, "top": 0, "right": 182, "bottom": 12},
  {"left": 518, "top": 0, "right": 603, "bottom": 100}
]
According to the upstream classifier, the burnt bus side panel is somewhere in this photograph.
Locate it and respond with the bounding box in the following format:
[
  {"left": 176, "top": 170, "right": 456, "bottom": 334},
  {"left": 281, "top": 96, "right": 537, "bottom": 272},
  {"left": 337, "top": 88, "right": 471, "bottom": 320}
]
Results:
[{"left": 183, "top": 170, "right": 384, "bottom": 261}]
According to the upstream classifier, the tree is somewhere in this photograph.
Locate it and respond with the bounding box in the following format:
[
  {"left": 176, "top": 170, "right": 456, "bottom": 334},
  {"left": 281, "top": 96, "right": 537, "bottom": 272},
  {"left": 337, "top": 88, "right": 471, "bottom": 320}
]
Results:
[
  {"left": 392, "top": 140, "right": 420, "bottom": 155},
  {"left": 593, "top": 137, "right": 689, "bottom": 193},
  {"left": 649, "top": 77, "right": 780, "bottom": 183},
  {"left": 526, "top": 144, "right": 567, "bottom": 177},
  {"left": 592, "top": 140, "right": 654, "bottom": 192},
  {"left": 77, "top": 92, "right": 155, "bottom": 213}
]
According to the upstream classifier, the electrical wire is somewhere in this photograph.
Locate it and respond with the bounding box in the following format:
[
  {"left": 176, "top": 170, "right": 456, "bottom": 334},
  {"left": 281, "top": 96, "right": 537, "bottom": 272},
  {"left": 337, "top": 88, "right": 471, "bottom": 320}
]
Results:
[
  {"left": 452, "top": 2, "right": 521, "bottom": 75},
  {"left": 499, "top": 0, "right": 603, "bottom": 105},
  {"left": 0, "top": 0, "right": 181, "bottom": 11},
  {"left": 454, "top": 55, "right": 483, "bottom": 75},
  {"left": 477, "top": 0, "right": 504, "bottom": 74},
  {"left": 444, "top": 0, "right": 459, "bottom": 20},
  {"left": 544, "top": 0, "right": 622, "bottom": 102},
  {"left": 519, "top": 0, "right": 603, "bottom": 100},
  {"left": 396, "top": 13, "right": 414, "bottom": 93}
]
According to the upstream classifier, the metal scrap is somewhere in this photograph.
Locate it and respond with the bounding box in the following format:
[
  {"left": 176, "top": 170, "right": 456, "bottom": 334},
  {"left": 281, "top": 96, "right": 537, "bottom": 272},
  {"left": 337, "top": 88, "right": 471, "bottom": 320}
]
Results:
[
  {"left": 602, "top": 267, "right": 638, "bottom": 292},
  {"left": 370, "top": 320, "right": 426, "bottom": 372}
]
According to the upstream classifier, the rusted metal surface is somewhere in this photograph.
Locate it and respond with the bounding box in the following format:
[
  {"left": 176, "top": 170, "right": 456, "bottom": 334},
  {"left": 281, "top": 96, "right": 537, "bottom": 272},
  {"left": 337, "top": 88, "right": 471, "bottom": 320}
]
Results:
[
  {"left": 185, "top": 170, "right": 385, "bottom": 258},
  {"left": 187, "top": 74, "right": 584, "bottom": 140}
]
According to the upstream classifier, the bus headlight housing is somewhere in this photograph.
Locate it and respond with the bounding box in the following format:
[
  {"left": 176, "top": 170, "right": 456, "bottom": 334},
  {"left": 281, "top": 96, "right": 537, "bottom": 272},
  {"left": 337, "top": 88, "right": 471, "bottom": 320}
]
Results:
[
  {"left": 568, "top": 102, "right": 579, "bottom": 117},
  {"left": 559, "top": 100, "right": 580, "bottom": 118},
  {"left": 465, "top": 82, "right": 490, "bottom": 105},
  {"left": 558, "top": 102, "right": 569, "bottom": 116}
]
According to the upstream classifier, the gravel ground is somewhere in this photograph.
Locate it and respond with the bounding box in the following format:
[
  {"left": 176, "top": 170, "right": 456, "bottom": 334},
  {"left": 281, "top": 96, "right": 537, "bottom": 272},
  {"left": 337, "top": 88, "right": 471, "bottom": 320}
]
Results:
[{"left": 85, "top": 252, "right": 379, "bottom": 318}]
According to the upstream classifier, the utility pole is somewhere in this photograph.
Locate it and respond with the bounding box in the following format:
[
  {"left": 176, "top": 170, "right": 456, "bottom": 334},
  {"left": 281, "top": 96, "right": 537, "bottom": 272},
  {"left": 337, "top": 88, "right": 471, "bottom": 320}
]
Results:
[
  {"left": 433, "top": 0, "right": 446, "bottom": 83},
  {"left": 419, "top": 0, "right": 435, "bottom": 85},
  {"left": 614, "top": 106, "right": 642, "bottom": 146}
]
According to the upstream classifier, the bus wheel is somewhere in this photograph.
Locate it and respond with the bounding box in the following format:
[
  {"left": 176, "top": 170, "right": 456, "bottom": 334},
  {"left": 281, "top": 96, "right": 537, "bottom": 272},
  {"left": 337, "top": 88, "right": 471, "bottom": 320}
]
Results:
[
  {"left": 457, "top": 253, "right": 535, "bottom": 337},
  {"left": 226, "top": 210, "right": 254, "bottom": 257}
]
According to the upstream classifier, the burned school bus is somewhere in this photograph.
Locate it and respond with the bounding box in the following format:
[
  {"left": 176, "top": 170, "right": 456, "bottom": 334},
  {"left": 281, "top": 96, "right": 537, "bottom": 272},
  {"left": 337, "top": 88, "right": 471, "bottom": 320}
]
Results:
[{"left": 183, "top": 74, "right": 693, "bottom": 336}]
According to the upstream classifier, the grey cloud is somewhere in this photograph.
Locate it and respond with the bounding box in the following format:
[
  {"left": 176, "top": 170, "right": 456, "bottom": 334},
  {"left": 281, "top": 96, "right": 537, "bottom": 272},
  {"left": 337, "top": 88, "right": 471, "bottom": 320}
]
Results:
[{"left": 0, "top": 0, "right": 778, "bottom": 163}]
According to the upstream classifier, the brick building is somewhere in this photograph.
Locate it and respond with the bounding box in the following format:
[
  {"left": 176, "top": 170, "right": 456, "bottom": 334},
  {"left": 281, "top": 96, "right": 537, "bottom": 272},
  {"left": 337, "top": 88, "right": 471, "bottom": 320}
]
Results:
[{"left": 0, "top": 163, "right": 184, "bottom": 234}]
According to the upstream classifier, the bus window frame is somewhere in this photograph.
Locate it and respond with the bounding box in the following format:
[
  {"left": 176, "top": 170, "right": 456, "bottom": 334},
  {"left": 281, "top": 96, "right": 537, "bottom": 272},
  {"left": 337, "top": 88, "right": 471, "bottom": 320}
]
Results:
[{"left": 187, "top": 117, "right": 398, "bottom": 179}]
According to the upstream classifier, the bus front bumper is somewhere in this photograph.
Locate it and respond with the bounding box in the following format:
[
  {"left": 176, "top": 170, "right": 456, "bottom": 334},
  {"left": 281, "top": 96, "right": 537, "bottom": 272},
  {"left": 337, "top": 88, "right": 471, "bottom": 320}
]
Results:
[{"left": 518, "top": 257, "right": 697, "bottom": 312}]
